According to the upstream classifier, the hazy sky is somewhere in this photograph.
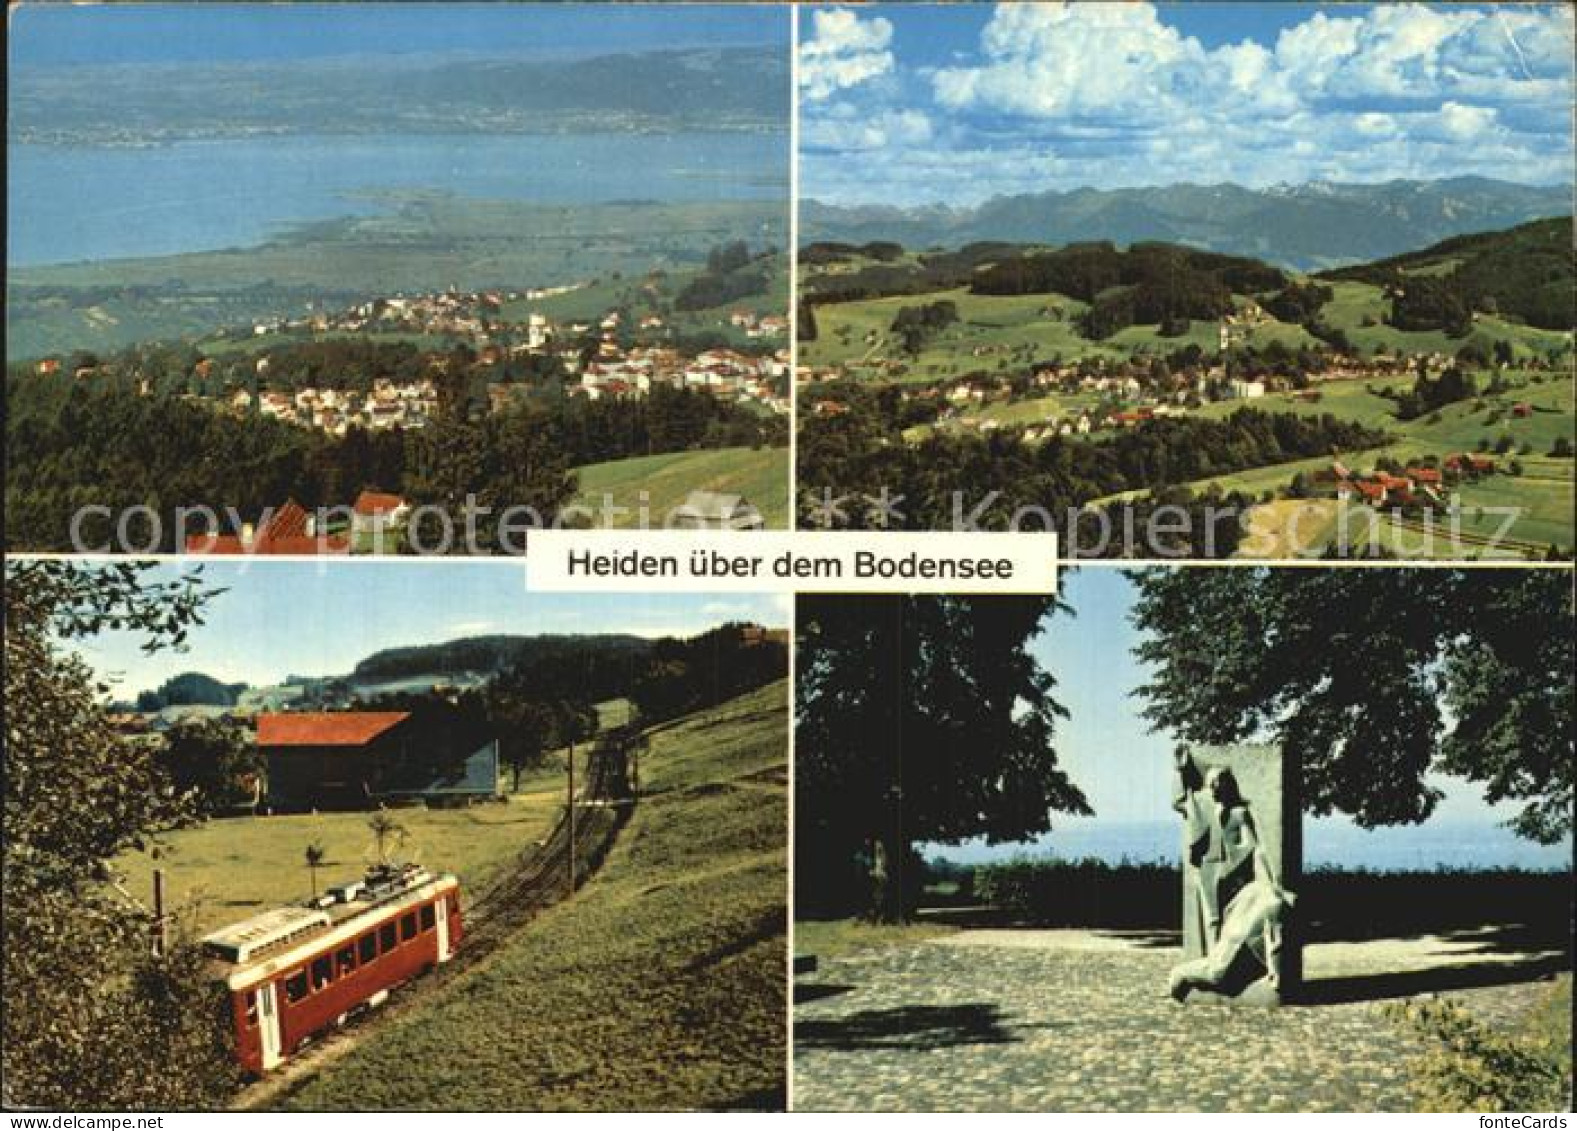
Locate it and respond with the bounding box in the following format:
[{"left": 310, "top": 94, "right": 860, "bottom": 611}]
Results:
[
  {"left": 800, "top": 2, "right": 1576, "bottom": 205},
  {"left": 8, "top": 4, "right": 787, "bottom": 67},
  {"left": 71, "top": 560, "right": 790, "bottom": 698}
]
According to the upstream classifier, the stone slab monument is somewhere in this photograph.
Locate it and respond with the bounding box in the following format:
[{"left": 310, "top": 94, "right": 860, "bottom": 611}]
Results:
[{"left": 1169, "top": 743, "right": 1301, "bottom": 1005}]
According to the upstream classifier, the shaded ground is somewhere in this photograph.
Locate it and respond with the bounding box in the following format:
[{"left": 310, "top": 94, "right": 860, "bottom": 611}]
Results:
[{"left": 792, "top": 928, "right": 1568, "bottom": 1111}]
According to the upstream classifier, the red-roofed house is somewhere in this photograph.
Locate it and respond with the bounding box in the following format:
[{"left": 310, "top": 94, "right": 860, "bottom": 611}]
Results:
[
  {"left": 351, "top": 490, "right": 410, "bottom": 539},
  {"left": 1406, "top": 466, "right": 1443, "bottom": 486},
  {"left": 185, "top": 499, "right": 351, "bottom": 556},
  {"left": 1445, "top": 454, "right": 1496, "bottom": 476}
]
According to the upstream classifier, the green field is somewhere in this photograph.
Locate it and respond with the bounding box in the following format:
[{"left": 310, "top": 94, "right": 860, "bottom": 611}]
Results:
[
  {"left": 1104, "top": 373, "right": 1576, "bottom": 557},
  {"left": 803, "top": 288, "right": 1119, "bottom": 381},
  {"left": 1321, "top": 281, "right": 1574, "bottom": 360},
  {"left": 116, "top": 804, "right": 559, "bottom": 939},
  {"left": 281, "top": 680, "right": 788, "bottom": 1111},
  {"left": 802, "top": 272, "right": 1573, "bottom": 385},
  {"left": 570, "top": 446, "right": 789, "bottom": 529}
]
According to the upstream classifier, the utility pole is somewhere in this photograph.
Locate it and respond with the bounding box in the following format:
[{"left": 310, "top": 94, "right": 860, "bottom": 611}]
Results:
[
  {"left": 566, "top": 743, "right": 576, "bottom": 893},
  {"left": 152, "top": 868, "right": 166, "bottom": 958}
]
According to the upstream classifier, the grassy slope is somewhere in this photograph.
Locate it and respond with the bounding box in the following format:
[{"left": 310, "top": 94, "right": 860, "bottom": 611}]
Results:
[
  {"left": 281, "top": 680, "right": 788, "bottom": 1111},
  {"left": 117, "top": 804, "right": 559, "bottom": 938},
  {"left": 1092, "top": 374, "right": 1573, "bottom": 556},
  {"left": 570, "top": 446, "right": 790, "bottom": 529},
  {"left": 801, "top": 272, "right": 1573, "bottom": 381}
]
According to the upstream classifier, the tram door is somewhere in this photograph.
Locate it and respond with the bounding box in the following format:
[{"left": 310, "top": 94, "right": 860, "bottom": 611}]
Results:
[
  {"left": 257, "top": 982, "right": 283, "bottom": 1070},
  {"left": 435, "top": 896, "right": 452, "bottom": 962}
]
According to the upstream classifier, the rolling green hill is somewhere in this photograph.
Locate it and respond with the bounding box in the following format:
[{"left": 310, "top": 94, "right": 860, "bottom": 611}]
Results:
[
  {"left": 800, "top": 225, "right": 1575, "bottom": 376},
  {"left": 570, "top": 446, "right": 789, "bottom": 529},
  {"left": 353, "top": 633, "right": 652, "bottom": 685},
  {"left": 278, "top": 679, "right": 788, "bottom": 1110},
  {"left": 1319, "top": 217, "right": 1574, "bottom": 331}
]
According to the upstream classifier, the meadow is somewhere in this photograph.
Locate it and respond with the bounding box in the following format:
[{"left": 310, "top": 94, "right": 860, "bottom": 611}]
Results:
[
  {"left": 570, "top": 446, "right": 790, "bottom": 529},
  {"left": 116, "top": 803, "right": 559, "bottom": 939},
  {"left": 278, "top": 680, "right": 788, "bottom": 1110}
]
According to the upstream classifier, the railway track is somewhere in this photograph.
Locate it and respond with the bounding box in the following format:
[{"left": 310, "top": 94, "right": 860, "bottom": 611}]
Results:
[
  {"left": 235, "top": 729, "right": 639, "bottom": 1108},
  {"left": 461, "top": 728, "right": 637, "bottom": 947}
]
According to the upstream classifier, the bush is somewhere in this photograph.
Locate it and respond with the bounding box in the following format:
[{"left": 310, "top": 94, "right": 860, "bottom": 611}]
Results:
[{"left": 1387, "top": 977, "right": 1572, "bottom": 1112}]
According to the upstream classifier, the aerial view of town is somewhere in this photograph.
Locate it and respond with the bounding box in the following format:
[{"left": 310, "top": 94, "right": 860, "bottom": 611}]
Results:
[
  {"left": 796, "top": 4, "right": 1575, "bottom": 558},
  {"left": 6, "top": 5, "right": 791, "bottom": 550}
]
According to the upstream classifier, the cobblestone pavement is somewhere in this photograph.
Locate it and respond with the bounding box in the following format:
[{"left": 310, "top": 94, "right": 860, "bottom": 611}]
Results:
[{"left": 792, "top": 930, "right": 1566, "bottom": 1112}]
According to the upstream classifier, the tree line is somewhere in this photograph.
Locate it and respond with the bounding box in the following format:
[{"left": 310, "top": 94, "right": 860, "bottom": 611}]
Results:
[
  {"left": 5, "top": 372, "right": 784, "bottom": 552},
  {"left": 797, "top": 392, "right": 1391, "bottom": 543}
]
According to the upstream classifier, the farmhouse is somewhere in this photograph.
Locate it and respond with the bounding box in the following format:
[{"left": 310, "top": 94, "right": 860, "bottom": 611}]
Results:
[
  {"left": 352, "top": 490, "right": 410, "bottom": 538},
  {"left": 258, "top": 710, "right": 500, "bottom": 811},
  {"left": 671, "top": 490, "right": 764, "bottom": 531}
]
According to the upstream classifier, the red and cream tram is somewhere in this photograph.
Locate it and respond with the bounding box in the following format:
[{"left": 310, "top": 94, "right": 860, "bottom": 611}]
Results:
[{"left": 201, "top": 863, "right": 463, "bottom": 1074}]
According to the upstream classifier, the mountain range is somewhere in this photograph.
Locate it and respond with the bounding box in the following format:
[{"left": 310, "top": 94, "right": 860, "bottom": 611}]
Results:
[
  {"left": 802, "top": 178, "right": 1571, "bottom": 272},
  {"left": 11, "top": 46, "right": 789, "bottom": 144}
]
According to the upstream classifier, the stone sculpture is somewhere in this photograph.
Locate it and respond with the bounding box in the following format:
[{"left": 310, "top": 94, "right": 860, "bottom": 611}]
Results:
[{"left": 1169, "top": 745, "right": 1300, "bottom": 1004}]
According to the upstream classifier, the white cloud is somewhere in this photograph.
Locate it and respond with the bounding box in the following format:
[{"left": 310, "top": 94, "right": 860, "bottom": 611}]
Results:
[
  {"left": 802, "top": 1, "right": 1575, "bottom": 202},
  {"left": 800, "top": 8, "right": 895, "bottom": 101},
  {"left": 803, "top": 105, "right": 932, "bottom": 152},
  {"left": 1437, "top": 100, "right": 1499, "bottom": 140},
  {"left": 932, "top": 2, "right": 1204, "bottom": 125}
]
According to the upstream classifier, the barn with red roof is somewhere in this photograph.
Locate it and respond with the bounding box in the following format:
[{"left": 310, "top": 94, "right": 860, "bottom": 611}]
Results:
[{"left": 258, "top": 710, "right": 499, "bottom": 811}]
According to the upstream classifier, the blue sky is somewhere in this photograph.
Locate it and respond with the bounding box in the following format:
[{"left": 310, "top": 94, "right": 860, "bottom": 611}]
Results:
[
  {"left": 800, "top": 2, "right": 1576, "bottom": 206},
  {"left": 72, "top": 561, "right": 788, "bottom": 698},
  {"left": 8, "top": 3, "right": 787, "bottom": 67}
]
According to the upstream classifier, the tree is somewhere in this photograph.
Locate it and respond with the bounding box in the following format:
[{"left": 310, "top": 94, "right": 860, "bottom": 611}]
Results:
[
  {"left": 305, "top": 842, "right": 327, "bottom": 899},
  {"left": 3, "top": 560, "right": 236, "bottom": 1107},
  {"left": 367, "top": 811, "right": 407, "bottom": 865},
  {"left": 161, "top": 718, "right": 262, "bottom": 816},
  {"left": 796, "top": 595, "right": 1090, "bottom": 922},
  {"left": 1130, "top": 568, "right": 1573, "bottom": 842}
]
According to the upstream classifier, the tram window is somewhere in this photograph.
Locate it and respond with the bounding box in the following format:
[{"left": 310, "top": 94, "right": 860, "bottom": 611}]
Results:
[
  {"left": 243, "top": 991, "right": 258, "bottom": 1028},
  {"left": 380, "top": 922, "right": 398, "bottom": 952},
  {"left": 400, "top": 912, "right": 418, "bottom": 941},
  {"left": 283, "top": 971, "right": 309, "bottom": 1004},
  {"left": 358, "top": 933, "right": 377, "bottom": 965},
  {"left": 336, "top": 944, "right": 356, "bottom": 976},
  {"left": 420, "top": 905, "right": 436, "bottom": 932},
  {"left": 311, "top": 955, "right": 334, "bottom": 990}
]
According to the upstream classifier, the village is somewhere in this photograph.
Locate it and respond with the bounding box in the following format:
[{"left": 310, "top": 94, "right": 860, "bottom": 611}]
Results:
[
  {"left": 800, "top": 313, "right": 1505, "bottom": 442},
  {"left": 31, "top": 283, "right": 792, "bottom": 434}
]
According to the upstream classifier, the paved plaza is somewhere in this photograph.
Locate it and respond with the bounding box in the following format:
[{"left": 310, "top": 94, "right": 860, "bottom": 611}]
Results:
[{"left": 793, "top": 929, "right": 1566, "bottom": 1112}]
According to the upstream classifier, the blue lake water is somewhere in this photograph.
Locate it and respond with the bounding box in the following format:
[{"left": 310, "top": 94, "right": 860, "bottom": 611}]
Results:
[
  {"left": 933, "top": 819, "right": 1573, "bottom": 873},
  {"left": 8, "top": 131, "right": 789, "bottom": 266}
]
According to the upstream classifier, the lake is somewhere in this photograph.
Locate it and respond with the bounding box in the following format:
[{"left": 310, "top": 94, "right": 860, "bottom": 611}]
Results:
[
  {"left": 7, "top": 130, "right": 789, "bottom": 267},
  {"left": 933, "top": 818, "right": 1574, "bottom": 872}
]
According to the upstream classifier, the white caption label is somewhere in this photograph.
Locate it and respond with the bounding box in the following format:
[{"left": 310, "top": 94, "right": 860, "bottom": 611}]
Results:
[{"left": 527, "top": 531, "right": 1057, "bottom": 594}]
